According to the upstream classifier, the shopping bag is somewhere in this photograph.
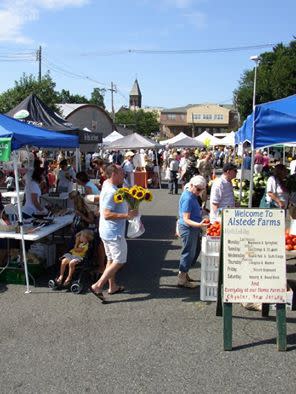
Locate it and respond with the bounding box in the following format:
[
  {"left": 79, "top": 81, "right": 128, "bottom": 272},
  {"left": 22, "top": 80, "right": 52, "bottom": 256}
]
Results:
[
  {"left": 127, "top": 215, "right": 145, "bottom": 238},
  {"left": 164, "top": 167, "right": 170, "bottom": 181}
]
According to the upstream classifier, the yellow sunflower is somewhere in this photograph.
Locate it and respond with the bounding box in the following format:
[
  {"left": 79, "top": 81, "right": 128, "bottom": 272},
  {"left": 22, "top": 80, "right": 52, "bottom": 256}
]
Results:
[
  {"left": 135, "top": 190, "right": 144, "bottom": 200},
  {"left": 114, "top": 192, "right": 124, "bottom": 203},
  {"left": 129, "top": 186, "right": 139, "bottom": 197},
  {"left": 118, "top": 187, "right": 129, "bottom": 194},
  {"left": 143, "top": 191, "right": 153, "bottom": 202}
]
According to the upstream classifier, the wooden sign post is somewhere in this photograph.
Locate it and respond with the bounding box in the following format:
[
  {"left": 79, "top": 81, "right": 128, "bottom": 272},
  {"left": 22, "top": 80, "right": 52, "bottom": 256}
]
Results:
[{"left": 221, "top": 208, "right": 287, "bottom": 351}]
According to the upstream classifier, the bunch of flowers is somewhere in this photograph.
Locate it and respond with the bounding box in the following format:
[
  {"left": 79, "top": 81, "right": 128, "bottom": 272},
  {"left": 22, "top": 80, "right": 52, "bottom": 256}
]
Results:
[{"left": 114, "top": 185, "right": 153, "bottom": 209}]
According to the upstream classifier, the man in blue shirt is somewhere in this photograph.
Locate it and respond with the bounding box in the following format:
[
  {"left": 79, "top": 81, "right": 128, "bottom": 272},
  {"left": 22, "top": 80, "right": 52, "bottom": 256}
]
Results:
[{"left": 90, "top": 164, "right": 138, "bottom": 302}]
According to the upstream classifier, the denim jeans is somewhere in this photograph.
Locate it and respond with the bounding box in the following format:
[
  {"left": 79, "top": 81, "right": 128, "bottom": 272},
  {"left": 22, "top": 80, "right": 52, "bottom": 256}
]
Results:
[
  {"left": 178, "top": 224, "right": 201, "bottom": 273},
  {"left": 169, "top": 171, "right": 178, "bottom": 194}
]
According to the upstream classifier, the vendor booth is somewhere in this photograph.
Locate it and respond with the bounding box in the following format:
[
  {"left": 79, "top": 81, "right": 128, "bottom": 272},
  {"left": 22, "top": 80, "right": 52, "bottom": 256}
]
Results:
[
  {"left": 6, "top": 93, "right": 102, "bottom": 154},
  {"left": 167, "top": 136, "right": 204, "bottom": 148},
  {"left": 194, "top": 130, "right": 222, "bottom": 147},
  {"left": 0, "top": 113, "right": 79, "bottom": 293},
  {"left": 106, "top": 132, "right": 162, "bottom": 188}
]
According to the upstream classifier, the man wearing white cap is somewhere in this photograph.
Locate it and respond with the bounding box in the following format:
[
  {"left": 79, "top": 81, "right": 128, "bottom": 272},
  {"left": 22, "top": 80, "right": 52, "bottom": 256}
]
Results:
[{"left": 122, "top": 151, "right": 135, "bottom": 187}]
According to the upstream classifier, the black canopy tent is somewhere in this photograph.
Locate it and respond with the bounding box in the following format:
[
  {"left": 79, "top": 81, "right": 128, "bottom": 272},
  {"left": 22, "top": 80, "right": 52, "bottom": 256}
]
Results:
[{"left": 6, "top": 94, "right": 102, "bottom": 152}]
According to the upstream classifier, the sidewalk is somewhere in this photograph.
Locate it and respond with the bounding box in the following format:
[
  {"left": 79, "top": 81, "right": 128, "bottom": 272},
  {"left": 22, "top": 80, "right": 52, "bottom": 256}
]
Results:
[{"left": 0, "top": 189, "right": 295, "bottom": 393}]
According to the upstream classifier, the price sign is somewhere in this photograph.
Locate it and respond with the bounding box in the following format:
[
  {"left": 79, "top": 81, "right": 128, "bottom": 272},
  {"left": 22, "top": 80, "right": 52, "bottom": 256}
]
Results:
[{"left": 223, "top": 208, "right": 287, "bottom": 304}]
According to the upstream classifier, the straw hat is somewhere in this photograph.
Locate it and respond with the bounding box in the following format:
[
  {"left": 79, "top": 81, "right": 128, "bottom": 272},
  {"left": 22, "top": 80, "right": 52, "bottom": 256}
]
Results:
[{"left": 125, "top": 151, "right": 134, "bottom": 157}]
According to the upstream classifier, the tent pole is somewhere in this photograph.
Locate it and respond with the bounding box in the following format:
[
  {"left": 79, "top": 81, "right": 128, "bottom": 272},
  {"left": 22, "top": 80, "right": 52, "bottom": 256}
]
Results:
[
  {"left": 155, "top": 149, "right": 161, "bottom": 189},
  {"left": 13, "top": 152, "right": 31, "bottom": 294}
]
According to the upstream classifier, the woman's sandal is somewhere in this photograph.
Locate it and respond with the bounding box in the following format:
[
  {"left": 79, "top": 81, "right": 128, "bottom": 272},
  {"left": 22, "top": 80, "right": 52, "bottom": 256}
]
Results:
[{"left": 89, "top": 286, "right": 107, "bottom": 303}]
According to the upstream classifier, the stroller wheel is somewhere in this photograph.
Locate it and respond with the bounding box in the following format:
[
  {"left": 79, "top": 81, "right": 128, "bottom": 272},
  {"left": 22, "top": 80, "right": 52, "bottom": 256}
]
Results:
[
  {"left": 48, "top": 279, "right": 58, "bottom": 290},
  {"left": 71, "top": 282, "right": 83, "bottom": 294}
]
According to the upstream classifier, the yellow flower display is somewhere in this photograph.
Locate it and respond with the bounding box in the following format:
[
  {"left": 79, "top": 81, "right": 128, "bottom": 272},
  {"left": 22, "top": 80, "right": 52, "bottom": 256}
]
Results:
[{"left": 114, "top": 185, "right": 153, "bottom": 209}]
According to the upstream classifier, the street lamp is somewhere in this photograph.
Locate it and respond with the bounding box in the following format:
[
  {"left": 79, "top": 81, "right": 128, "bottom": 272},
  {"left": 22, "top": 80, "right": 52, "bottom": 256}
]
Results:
[{"left": 248, "top": 55, "right": 261, "bottom": 208}]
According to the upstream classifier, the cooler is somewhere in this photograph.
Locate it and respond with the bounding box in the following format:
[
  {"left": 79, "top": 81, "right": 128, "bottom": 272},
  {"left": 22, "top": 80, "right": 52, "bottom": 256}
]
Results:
[{"left": 134, "top": 171, "right": 148, "bottom": 188}]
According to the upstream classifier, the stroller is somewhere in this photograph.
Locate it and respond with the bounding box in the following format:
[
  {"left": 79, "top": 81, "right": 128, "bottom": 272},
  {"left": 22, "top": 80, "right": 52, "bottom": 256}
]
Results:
[{"left": 48, "top": 238, "right": 101, "bottom": 294}]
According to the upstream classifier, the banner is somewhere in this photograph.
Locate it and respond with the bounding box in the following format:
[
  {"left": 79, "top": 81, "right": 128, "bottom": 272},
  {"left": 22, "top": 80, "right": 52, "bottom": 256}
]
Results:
[{"left": 0, "top": 138, "right": 11, "bottom": 162}]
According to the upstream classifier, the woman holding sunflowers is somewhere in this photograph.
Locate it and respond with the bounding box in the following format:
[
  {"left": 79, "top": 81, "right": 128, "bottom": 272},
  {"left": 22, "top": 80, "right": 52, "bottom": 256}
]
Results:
[{"left": 90, "top": 164, "right": 138, "bottom": 302}]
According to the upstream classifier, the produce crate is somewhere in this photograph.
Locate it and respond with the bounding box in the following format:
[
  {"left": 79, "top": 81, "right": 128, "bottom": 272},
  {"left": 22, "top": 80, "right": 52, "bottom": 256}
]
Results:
[{"left": 200, "top": 236, "right": 220, "bottom": 301}]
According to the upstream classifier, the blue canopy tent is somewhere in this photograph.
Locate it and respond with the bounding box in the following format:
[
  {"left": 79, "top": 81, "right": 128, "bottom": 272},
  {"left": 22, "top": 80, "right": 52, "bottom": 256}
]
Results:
[
  {"left": 234, "top": 94, "right": 296, "bottom": 206},
  {"left": 235, "top": 94, "right": 296, "bottom": 148},
  {"left": 0, "top": 114, "right": 79, "bottom": 293},
  {"left": 235, "top": 114, "right": 253, "bottom": 145}
]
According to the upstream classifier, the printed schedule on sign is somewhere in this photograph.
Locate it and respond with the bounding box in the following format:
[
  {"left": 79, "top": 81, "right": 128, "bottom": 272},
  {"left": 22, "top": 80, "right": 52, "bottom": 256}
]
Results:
[{"left": 223, "top": 209, "right": 287, "bottom": 304}]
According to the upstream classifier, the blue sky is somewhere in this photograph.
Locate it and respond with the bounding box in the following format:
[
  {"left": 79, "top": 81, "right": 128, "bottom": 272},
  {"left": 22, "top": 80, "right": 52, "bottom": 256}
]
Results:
[{"left": 0, "top": 0, "right": 295, "bottom": 112}]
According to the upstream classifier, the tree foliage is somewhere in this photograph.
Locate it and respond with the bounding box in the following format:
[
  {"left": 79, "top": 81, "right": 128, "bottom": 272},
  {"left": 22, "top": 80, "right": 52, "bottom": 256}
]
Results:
[
  {"left": 56, "top": 89, "right": 88, "bottom": 104},
  {"left": 89, "top": 87, "right": 106, "bottom": 108},
  {"left": 0, "top": 73, "right": 106, "bottom": 114},
  {"left": 115, "top": 108, "right": 159, "bottom": 136},
  {"left": 234, "top": 40, "right": 296, "bottom": 122},
  {"left": 0, "top": 72, "right": 60, "bottom": 113}
]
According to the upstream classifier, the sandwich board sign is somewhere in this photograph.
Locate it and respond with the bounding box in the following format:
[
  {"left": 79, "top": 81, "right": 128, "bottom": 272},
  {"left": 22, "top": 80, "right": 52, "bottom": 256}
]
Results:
[
  {"left": 0, "top": 138, "right": 11, "bottom": 162},
  {"left": 220, "top": 208, "right": 287, "bottom": 351}
]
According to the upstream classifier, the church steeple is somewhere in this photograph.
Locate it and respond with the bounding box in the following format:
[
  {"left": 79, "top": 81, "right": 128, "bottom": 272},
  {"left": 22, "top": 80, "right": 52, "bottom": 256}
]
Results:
[{"left": 129, "top": 79, "right": 142, "bottom": 110}]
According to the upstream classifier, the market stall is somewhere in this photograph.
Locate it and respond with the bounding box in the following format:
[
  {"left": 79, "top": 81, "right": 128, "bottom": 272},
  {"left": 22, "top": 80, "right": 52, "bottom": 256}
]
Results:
[
  {"left": 0, "top": 113, "right": 79, "bottom": 293},
  {"left": 106, "top": 132, "right": 162, "bottom": 189},
  {"left": 194, "top": 130, "right": 222, "bottom": 147},
  {"left": 167, "top": 136, "right": 204, "bottom": 148}
]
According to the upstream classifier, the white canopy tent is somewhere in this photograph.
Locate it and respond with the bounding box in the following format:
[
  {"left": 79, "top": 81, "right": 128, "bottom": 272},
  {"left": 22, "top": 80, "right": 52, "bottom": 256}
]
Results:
[
  {"left": 102, "top": 130, "right": 124, "bottom": 145},
  {"left": 160, "top": 132, "right": 188, "bottom": 146},
  {"left": 219, "top": 131, "right": 235, "bottom": 146},
  {"left": 167, "top": 136, "right": 204, "bottom": 148},
  {"left": 194, "top": 131, "right": 222, "bottom": 146},
  {"left": 106, "top": 132, "right": 162, "bottom": 188}
]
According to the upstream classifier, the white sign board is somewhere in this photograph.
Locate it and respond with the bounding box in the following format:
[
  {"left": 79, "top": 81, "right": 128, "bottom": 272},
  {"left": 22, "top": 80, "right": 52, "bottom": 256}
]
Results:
[{"left": 223, "top": 208, "right": 287, "bottom": 304}]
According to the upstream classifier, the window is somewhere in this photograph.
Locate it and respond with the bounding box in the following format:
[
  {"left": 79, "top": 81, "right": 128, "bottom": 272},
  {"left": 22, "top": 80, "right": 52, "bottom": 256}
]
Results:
[
  {"left": 214, "top": 114, "right": 224, "bottom": 120},
  {"left": 167, "top": 114, "right": 176, "bottom": 120},
  {"left": 203, "top": 114, "right": 212, "bottom": 120},
  {"left": 192, "top": 114, "right": 201, "bottom": 121}
]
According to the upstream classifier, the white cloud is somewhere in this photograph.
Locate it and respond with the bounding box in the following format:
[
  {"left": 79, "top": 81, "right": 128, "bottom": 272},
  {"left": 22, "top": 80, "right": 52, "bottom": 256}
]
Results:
[
  {"left": 0, "top": 0, "right": 89, "bottom": 43},
  {"left": 183, "top": 11, "right": 207, "bottom": 29}
]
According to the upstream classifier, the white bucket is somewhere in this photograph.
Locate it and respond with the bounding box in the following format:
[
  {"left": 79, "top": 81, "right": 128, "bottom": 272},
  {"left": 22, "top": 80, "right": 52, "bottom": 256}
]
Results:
[{"left": 290, "top": 218, "right": 296, "bottom": 235}]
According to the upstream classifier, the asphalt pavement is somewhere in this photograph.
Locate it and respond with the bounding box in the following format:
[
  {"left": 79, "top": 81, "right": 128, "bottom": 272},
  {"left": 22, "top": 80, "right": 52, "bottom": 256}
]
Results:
[{"left": 0, "top": 189, "right": 295, "bottom": 394}]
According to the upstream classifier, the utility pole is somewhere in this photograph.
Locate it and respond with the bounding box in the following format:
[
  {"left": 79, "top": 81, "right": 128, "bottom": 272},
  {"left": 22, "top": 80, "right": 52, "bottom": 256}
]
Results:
[
  {"left": 191, "top": 113, "right": 195, "bottom": 137},
  {"left": 36, "top": 46, "right": 42, "bottom": 82},
  {"left": 109, "top": 82, "right": 117, "bottom": 122}
]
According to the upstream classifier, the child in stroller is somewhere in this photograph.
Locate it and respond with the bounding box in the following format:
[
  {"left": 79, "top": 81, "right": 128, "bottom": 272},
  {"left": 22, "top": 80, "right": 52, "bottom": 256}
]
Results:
[{"left": 50, "top": 229, "right": 95, "bottom": 292}]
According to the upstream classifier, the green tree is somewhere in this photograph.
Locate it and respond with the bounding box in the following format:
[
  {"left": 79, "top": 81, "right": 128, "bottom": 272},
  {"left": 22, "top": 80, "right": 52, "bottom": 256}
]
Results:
[
  {"left": 89, "top": 87, "right": 106, "bottom": 108},
  {"left": 0, "top": 72, "right": 60, "bottom": 113},
  {"left": 57, "top": 89, "right": 89, "bottom": 104},
  {"left": 234, "top": 40, "right": 296, "bottom": 122},
  {"left": 115, "top": 109, "right": 159, "bottom": 136}
]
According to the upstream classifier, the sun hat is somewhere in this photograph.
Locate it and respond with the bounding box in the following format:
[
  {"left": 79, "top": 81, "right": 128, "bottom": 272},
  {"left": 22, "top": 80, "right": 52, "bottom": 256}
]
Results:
[{"left": 125, "top": 151, "right": 135, "bottom": 157}]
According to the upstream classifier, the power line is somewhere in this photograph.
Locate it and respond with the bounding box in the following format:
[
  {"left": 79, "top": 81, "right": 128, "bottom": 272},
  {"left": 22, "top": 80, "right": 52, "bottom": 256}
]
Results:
[
  {"left": 43, "top": 56, "right": 109, "bottom": 87},
  {"left": 80, "top": 43, "right": 277, "bottom": 56}
]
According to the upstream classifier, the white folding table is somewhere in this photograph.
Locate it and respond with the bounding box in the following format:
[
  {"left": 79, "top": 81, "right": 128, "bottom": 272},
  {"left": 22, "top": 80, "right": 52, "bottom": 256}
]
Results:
[{"left": 0, "top": 214, "right": 74, "bottom": 285}]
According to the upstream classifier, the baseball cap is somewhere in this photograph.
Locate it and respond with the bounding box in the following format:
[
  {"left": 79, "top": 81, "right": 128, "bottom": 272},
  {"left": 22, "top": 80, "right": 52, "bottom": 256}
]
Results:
[{"left": 223, "top": 163, "right": 237, "bottom": 172}]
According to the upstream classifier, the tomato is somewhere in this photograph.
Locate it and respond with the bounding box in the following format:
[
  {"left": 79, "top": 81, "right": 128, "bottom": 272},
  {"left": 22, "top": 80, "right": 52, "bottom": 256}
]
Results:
[
  {"left": 292, "top": 238, "right": 296, "bottom": 245},
  {"left": 286, "top": 245, "right": 293, "bottom": 251}
]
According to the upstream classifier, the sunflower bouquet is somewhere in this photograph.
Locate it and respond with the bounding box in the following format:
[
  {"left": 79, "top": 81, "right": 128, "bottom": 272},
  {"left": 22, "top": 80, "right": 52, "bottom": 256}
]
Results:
[
  {"left": 114, "top": 185, "right": 153, "bottom": 209},
  {"left": 113, "top": 185, "right": 153, "bottom": 238}
]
